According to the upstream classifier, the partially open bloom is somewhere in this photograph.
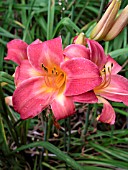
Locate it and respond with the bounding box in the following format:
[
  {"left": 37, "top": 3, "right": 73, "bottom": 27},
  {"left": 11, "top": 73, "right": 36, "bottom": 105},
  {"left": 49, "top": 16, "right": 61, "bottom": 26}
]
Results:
[
  {"left": 90, "top": 0, "right": 128, "bottom": 41},
  {"left": 5, "top": 37, "right": 101, "bottom": 120}
]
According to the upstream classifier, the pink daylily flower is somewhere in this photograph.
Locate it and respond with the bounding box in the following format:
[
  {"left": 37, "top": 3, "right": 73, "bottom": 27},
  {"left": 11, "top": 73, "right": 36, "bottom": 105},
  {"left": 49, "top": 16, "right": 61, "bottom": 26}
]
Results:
[
  {"left": 64, "top": 36, "right": 128, "bottom": 124},
  {"left": 5, "top": 37, "right": 102, "bottom": 120},
  {"left": 94, "top": 55, "right": 128, "bottom": 124}
]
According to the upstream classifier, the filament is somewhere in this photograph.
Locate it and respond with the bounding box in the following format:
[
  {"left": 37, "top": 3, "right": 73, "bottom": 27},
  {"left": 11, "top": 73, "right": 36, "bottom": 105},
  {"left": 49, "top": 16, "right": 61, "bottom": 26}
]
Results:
[
  {"left": 42, "top": 64, "right": 65, "bottom": 89},
  {"left": 94, "top": 63, "right": 113, "bottom": 91}
]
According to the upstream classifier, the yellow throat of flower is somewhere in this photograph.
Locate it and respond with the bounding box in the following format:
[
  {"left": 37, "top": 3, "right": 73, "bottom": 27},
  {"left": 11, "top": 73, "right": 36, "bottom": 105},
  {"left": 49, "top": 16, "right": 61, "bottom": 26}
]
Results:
[{"left": 42, "top": 64, "right": 66, "bottom": 90}]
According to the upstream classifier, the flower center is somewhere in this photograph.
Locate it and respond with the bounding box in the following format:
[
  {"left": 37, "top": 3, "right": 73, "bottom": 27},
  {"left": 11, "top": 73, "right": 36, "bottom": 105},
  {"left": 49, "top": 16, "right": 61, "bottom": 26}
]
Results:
[
  {"left": 42, "top": 64, "right": 66, "bottom": 89},
  {"left": 94, "top": 63, "right": 113, "bottom": 92}
]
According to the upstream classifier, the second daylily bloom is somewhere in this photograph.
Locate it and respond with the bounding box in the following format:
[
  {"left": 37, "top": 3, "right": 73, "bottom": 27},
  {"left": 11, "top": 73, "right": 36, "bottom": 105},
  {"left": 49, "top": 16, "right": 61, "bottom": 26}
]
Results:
[
  {"left": 94, "top": 55, "right": 128, "bottom": 124},
  {"left": 64, "top": 34, "right": 128, "bottom": 124},
  {"left": 5, "top": 37, "right": 101, "bottom": 120}
]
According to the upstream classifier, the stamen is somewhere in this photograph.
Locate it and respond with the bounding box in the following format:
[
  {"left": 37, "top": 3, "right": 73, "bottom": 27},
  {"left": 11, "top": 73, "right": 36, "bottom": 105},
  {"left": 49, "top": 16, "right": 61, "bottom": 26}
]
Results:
[
  {"left": 55, "top": 73, "right": 66, "bottom": 88},
  {"left": 42, "top": 64, "right": 48, "bottom": 72},
  {"left": 42, "top": 65, "right": 66, "bottom": 90},
  {"left": 95, "top": 64, "right": 112, "bottom": 91},
  {"left": 44, "top": 76, "right": 51, "bottom": 87},
  {"left": 111, "top": 63, "right": 114, "bottom": 68},
  {"left": 51, "top": 67, "right": 59, "bottom": 76}
]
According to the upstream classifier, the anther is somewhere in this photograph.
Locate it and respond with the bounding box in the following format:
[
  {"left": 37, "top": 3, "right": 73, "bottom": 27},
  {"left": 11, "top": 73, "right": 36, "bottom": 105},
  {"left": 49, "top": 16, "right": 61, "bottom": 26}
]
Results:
[
  {"left": 111, "top": 63, "right": 114, "bottom": 68},
  {"left": 42, "top": 64, "right": 48, "bottom": 72},
  {"left": 108, "top": 67, "right": 110, "bottom": 72},
  {"left": 102, "top": 69, "right": 105, "bottom": 72}
]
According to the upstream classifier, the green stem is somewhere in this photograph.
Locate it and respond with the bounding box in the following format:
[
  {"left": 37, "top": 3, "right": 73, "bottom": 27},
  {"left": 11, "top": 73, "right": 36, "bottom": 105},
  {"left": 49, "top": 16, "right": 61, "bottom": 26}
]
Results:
[
  {"left": 43, "top": 117, "right": 48, "bottom": 162},
  {"left": 67, "top": 117, "right": 71, "bottom": 153},
  {"left": 64, "top": 119, "right": 67, "bottom": 152},
  {"left": 43, "top": 112, "right": 52, "bottom": 162},
  {"left": 83, "top": 104, "right": 90, "bottom": 136},
  {"left": 105, "top": 41, "right": 109, "bottom": 54}
]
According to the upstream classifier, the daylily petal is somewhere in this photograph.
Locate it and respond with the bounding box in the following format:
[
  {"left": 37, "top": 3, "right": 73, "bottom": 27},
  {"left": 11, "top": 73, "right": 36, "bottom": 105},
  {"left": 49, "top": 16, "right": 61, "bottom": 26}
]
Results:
[
  {"left": 14, "top": 60, "right": 42, "bottom": 86},
  {"left": 106, "top": 55, "right": 122, "bottom": 74},
  {"left": 87, "top": 39, "right": 107, "bottom": 70},
  {"left": 61, "top": 58, "right": 102, "bottom": 96},
  {"left": 63, "top": 44, "right": 90, "bottom": 59},
  {"left": 27, "top": 37, "right": 64, "bottom": 73},
  {"left": 13, "top": 77, "right": 57, "bottom": 119},
  {"left": 30, "top": 39, "right": 42, "bottom": 45},
  {"left": 73, "top": 91, "right": 98, "bottom": 103},
  {"left": 98, "top": 75, "right": 128, "bottom": 105},
  {"left": 5, "top": 39, "right": 28, "bottom": 65},
  {"left": 51, "top": 94, "right": 75, "bottom": 120},
  {"left": 97, "top": 96, "right": 116, "bottom": 125}
]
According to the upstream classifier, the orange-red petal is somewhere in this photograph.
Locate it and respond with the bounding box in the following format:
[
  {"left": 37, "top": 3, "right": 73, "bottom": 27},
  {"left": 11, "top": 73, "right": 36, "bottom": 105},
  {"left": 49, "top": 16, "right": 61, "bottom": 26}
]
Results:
[
  {"left": 27, "top": 37, "right": 64, "bottom": 73},
  {"left": 5, "top": 39, "right": 28, "bottom": 65},
  {"left": 51, "top": 94, "right": 75, "bottom": 120},
  {"left": 61, "top": 58, "right": 102, "bottom": 95},
  {"left": 73, "top": 91, "right": 98, "bottom": 103},
  {"left": 13, "top": 77, "right": 57, "bottom": 119},
  {"left": 63, "top": 44, "right": 90, "bottom": 59},
  {"left": 98, "top": 75, "right": 128, "bottom": 106},
  {"left": 97, "top": 96, "right": 116, "bottom": 125}
]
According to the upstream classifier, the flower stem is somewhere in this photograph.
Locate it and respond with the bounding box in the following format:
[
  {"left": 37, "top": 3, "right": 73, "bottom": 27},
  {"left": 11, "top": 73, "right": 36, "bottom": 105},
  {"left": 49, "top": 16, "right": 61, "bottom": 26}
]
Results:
[
  {"left": 67, "top": 117, "right": 71, "bottom": 153},
  {"left": 83, "top": 104, "right": 90, "bottom": 136},
  {"left": 64, "top": 119, "right": 67, "bottom": 152}
]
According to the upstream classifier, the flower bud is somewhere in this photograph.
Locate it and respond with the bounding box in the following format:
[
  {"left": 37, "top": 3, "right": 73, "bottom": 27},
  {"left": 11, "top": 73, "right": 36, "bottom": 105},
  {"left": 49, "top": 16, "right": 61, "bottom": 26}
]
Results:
[
  {"left": 104, "top": 5, "right": 128, "bottom": 41},
  {"left": 90, "top": 0, "right": 121, "bottom": 41},
  {"left": 74, "top": 32, "right": 86, "bottom": 45}
]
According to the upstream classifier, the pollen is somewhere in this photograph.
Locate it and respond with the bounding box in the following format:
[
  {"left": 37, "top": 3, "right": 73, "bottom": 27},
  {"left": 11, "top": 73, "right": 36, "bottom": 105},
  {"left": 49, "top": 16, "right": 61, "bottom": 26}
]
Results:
[
  {"left": 42, "top": 64, "right": 66, "bottom": 89},
  {"left": 42, "top": 64, "right": 48, "bottom": 72}
]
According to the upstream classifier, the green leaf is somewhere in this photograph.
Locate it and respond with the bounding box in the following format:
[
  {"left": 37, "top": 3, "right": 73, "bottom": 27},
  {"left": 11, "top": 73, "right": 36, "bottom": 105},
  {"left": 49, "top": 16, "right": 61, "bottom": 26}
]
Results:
[
  {"left": 53, "top": 17, "right": 81, "bottom": 38},
  {"left": 114, "top": 108, "right": 128, "bottom": 116},
  {"left": 0, "top": 71, "right": 14, "bottom": 86},
  {"left": 12, "top": 141, "right": 83, "bottom": 170},
  {"left": 0, "top": 114, "right": 10, "bottom": 154},
  {"left": 0, "top": 27, "right": 19, "bottom": 39},
  {"left": 47, "top": 0, "right": 55, "bottom": 40},
  {"left": 108, "top": 48, "right": 128, "bottom": 58}
]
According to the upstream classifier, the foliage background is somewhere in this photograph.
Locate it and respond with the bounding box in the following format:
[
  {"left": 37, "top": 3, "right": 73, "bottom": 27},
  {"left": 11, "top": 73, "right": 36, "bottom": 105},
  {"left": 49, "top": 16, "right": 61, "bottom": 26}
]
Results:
[{"left": 0, "top": 0, "right": 128, "bottom": 169}]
